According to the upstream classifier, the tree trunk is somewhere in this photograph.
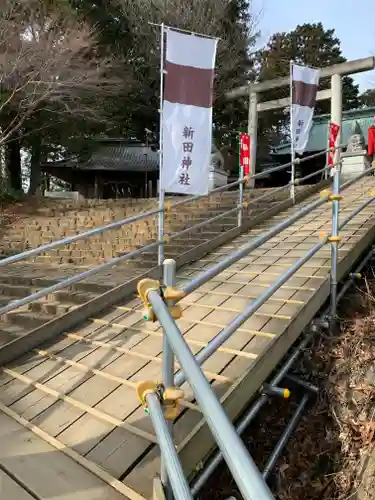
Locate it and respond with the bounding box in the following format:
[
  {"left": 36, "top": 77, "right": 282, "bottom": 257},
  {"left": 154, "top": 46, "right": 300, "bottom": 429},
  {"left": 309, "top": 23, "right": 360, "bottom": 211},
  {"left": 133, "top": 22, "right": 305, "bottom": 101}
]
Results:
[
  {"left": 5, "top": 134, "right": 22, "bottom": 192},
  {"left": 28, "top": 138, "right": 42, "bottom": 196}
]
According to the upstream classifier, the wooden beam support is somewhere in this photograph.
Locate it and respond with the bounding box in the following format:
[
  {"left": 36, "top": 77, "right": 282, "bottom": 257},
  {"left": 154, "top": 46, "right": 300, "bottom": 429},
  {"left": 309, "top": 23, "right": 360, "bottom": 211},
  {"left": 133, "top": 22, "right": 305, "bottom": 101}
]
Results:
[
  {"left": 227, "top": 56, "right": 375, "bottom": 99},
  {"left": 257, "top": 89, "right": 332, "bottom": 112}
]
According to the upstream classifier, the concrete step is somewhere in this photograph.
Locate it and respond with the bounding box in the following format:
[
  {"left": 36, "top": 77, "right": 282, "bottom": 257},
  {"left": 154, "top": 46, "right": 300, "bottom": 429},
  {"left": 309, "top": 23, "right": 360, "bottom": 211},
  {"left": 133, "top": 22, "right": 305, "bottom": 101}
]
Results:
[
  {"left": 3, "top": 311, "right": 52, "bottom": 330},
  {"left": 28, "top": 300, "right": 78, "bottom": 316},
  {"left": 0, "top": 283, "right": 35, "bottom": 298}
]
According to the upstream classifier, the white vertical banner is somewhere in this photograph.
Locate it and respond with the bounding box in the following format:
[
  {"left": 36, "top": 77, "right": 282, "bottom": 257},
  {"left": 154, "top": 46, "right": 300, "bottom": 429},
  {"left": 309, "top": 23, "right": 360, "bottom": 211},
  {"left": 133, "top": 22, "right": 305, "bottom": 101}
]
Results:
[
  {"left": 161, "top": 29, "right": 218, "bottom": 195},
  {"left": 291, "top": 63, "right": 320, "bottom": 154}
]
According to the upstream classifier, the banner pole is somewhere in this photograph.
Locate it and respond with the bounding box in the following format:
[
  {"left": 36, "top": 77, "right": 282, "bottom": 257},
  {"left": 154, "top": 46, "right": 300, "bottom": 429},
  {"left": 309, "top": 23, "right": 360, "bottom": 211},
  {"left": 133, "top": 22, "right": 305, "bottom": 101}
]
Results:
[
  {"left": 158, "top": 23, "right": 166, "bottom": 267},
  {"left": 238, "top": 133, "right": 244, "bottom": 227},
  {"left": 290, "top": 60, "right": 296, "bottom": 204}
]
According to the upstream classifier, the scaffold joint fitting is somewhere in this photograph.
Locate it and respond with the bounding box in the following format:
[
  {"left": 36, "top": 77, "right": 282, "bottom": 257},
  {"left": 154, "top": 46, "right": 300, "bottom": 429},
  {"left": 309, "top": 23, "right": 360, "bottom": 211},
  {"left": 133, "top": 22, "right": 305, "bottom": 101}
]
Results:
[
  {"left": 164, "top": 200, "right": 173, "bottom": 211},
  {"left": 328, "top": 194, "right": 342, "bottom": 201},
  {"left": 137, "top": 278, "right": 161, "bottom": 322},
  {"left": 163, "top": 286, "right": 185, "bottom": 302},
  {"left": 135, "top": 381, "right": 184, "bottom": 419},
  {"left": 136, "top": 380, "right": 158, "bottom": 413},
  {"left": 163, "top": 386, "right": 185, "bottom": 420},
  {"left": 320, "top": 189, "right": 332, "bottom": 199},
  {"left": 328, "top": 235, "right": 341, "bottom": 243}
]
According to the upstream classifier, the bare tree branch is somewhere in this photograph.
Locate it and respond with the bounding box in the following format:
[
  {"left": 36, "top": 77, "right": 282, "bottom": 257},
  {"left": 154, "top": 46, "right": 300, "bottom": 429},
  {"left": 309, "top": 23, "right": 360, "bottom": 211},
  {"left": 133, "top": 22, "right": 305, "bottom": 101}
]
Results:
[{"left": 0, "top": 0, "right": 127, "bottom": 145}]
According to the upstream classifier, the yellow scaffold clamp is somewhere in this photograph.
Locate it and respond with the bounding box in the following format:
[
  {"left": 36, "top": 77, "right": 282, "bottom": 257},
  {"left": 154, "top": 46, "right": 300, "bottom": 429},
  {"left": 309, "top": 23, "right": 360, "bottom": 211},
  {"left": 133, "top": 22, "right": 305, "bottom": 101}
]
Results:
[
  {"left": 319, "top": 232, "right": 341, "bottom": 243},
  {"left": 328, "top": 235, "right": 341, "bottom": 243},
  {"left": 319, "top": 189, "right": 342, "bottom": 202},
  {"left": 164, "top": 200, "right": 173, "bottom": 212},
  {"left": 163, "top": 386, "right": 185, "bottom": 420},
  {"left": 137, "top": 278, "right": 186, "bottom": 322},
  {"left": 162, "top": 285, "right": 185, "bottom": 320},
  {"left": 329, "top": 193, "right": 342, "bottom": 201},
  {"left": 136, "top": 380, "right": 185, "bottom": 420},
  {"left": 137, "top": 278, "right": 161, "bottom": 322}
]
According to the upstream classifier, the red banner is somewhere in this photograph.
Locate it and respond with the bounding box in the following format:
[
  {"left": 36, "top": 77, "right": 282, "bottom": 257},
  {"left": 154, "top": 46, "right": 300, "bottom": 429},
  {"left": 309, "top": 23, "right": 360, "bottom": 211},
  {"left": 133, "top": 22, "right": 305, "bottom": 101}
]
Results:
[
  {"left": 328, "top": 122, "right": 340, "bottom": 167},
  {"left": 239, "top": 133, "right": 250, "bottom": 175}
]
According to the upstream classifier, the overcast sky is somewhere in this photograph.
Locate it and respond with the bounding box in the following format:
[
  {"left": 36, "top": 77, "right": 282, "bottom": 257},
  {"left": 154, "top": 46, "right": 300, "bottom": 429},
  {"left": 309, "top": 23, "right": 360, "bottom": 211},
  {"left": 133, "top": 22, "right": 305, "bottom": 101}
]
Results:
[{"left": 251, "top": 0, "right": 375, "bottom": 91}]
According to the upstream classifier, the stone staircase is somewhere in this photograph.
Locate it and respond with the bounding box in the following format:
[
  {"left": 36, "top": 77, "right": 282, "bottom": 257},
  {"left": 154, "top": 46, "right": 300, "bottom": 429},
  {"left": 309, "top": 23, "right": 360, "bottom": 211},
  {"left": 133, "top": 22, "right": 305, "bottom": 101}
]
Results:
[{"left": 0, "top": 183, "right": 322, "bottom": 349}]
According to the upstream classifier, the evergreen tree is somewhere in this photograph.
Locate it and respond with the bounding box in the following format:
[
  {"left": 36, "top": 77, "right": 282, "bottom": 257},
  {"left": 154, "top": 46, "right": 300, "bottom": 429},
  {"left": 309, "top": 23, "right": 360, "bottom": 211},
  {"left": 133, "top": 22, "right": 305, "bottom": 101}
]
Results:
[
  {"left": 70, "top": 0, "right": 257, "bottom": 144},
  {"left": 254, "top": 22, "right": 361, "bottom": 156},
  {"left": 360, "top": 88, "right": 375, "bottom": 108}
]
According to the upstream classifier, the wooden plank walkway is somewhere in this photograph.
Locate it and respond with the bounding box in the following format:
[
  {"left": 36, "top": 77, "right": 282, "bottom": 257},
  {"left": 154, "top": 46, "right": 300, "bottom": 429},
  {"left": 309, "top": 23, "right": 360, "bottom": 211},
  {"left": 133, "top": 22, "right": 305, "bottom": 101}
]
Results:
[{"left": 0, "top": 177, "right": 375, "bottom": 499}]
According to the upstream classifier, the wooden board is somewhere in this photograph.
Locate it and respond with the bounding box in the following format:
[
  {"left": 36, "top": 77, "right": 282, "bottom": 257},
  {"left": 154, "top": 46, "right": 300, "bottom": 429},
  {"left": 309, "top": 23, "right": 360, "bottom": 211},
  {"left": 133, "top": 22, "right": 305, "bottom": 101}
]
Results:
[
  {"left": 0, "top": 410, "right": 131, "bottom": 500},
  {"left": 0, "top": 469, "right": 35, "bottom": 500}
]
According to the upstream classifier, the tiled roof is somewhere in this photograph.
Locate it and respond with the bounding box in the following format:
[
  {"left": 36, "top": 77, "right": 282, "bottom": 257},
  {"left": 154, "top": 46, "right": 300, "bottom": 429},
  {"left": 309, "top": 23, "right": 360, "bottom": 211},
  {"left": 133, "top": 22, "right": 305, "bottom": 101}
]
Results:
[
  {"left": 80, "top": 143, "right": 159, "bottom": 172},
  {"left": 273, "top": 106, "right": 375, "bottom": 155}
]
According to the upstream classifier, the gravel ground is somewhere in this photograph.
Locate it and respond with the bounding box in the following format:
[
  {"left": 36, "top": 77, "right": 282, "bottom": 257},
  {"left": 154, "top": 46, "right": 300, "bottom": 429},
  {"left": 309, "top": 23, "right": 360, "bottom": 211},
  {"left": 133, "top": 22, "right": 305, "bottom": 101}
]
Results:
[{"left": 198, "top": 270, "right": 375, "bottom": 500}]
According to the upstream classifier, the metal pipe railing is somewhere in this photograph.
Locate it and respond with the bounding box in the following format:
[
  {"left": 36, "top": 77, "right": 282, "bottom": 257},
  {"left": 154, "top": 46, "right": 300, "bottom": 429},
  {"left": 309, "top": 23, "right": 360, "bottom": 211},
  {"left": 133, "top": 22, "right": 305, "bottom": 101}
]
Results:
[
  {"left": 0, "top": 165, "right": 328, "bottom": 319},
  {"left": 146, "top": 392, "right": 192, "bottom": 500},
  {"left": 161, "top": 259, "right": 176, "bottom": 496},
  {"left": 0, "top": 156, "right": 370, "bottom": 324},
  {"left": 329, "top": 162, "right": 341, "bottom": 321},
  {"left": 147, "top": 289, "right": 275, "bottom": 500},
  {"left": 181, "top": 160, "right": 374, "bottom": 299},
  {"left": 0, "top": 146, "right": 332, "bottom": 275},
  {"left": 262, "top": 394, "right": 310, "bottom": 480},
  {"left": 169, "top": 167, "right": 375, "bottom": 495},
  {"left": 181, "top": 193, "right": 330, "bottom": 298},
  {"left": 0, "top": 205, "right": 163, "bottom": 268},
  {"left": 190, "top": 190, "right": 375, "bottom": 494},
  {"left": 0, "top": 240, "right": 162, "bottom": 317},
  {"left": 175, "top": 236, "right": 328, "bottom": 387},
  {"left": 190, "top": 329, "right": 315, "bottom": 494}
]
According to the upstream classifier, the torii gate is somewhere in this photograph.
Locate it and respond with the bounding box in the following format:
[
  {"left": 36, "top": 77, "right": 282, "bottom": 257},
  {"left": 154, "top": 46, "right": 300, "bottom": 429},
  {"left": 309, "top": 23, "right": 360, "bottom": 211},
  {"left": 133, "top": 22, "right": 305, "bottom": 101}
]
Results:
[{"left": 227, "top": 57, "right": 375, "bottom": 187}]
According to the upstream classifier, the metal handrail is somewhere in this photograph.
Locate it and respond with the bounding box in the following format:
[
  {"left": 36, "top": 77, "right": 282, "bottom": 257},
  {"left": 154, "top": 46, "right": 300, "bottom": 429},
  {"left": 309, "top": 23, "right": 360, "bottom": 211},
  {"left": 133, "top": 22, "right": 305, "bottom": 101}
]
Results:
[
  {"left": 190, "top": 189, "right": 375, "bottom": 495},
  {"left": 143, "top": 159, "right": 375, "bottom": 499},
  {"left": 175, "top": 232, "right": 330, "bottom": 387},
  {"left": 180, "top": 162, "right": 375, "bottom": 298},
  {"left": 0, "top": 147, "right": 334, "bottom": 270},
  {"left": 147, "top": 289, "right": 274, "bottom": 500},
  {"left": 145, "top": 392, "right": 192, "bottom": 499},
  {"left": 0, "top": 168, "right": 331, "bottom": 318},
  {"left": 0, "top": 159, "right": 370, "bottom": 321},
  {"left": 172, "top": 163, "right": 375, "bottom": 386}
]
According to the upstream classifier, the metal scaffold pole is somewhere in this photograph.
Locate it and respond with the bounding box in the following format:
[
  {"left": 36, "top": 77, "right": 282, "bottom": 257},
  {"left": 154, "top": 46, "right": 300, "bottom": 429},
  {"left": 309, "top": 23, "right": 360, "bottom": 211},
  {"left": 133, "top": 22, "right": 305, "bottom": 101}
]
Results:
[
  {"left": 329, "top": 73, "right": 342, "bottom": 325},
  {"left": 161, "top": 259, "right": 177, "bottom": 498},
  {"left": 146, "top": 392, "right": 192, "bottom": 500},
  {"left": 158, "top": 23, "right": 166, "bottom": 266}
]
